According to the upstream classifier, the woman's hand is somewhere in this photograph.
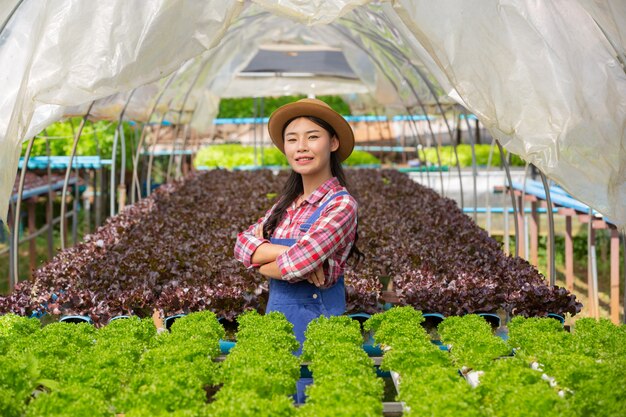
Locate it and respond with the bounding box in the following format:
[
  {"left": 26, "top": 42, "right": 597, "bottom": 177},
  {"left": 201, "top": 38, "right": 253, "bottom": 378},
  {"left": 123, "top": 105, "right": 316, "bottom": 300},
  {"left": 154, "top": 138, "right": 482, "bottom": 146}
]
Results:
[{"left": 307, "top": 264, "right": 325, "bottom": 287}]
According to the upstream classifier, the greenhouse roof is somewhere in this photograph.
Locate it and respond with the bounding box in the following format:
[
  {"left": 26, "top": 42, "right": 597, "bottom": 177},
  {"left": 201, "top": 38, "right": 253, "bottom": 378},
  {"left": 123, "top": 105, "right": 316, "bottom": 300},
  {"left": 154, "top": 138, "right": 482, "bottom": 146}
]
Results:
[{"left": 0, "top": 0, "right": 624, "bottom": 228}]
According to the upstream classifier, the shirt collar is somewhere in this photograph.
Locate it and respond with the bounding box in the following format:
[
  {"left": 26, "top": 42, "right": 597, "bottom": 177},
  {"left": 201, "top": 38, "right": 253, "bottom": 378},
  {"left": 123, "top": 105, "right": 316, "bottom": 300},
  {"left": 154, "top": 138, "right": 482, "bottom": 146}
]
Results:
[{"left": 304, "top": 177, "right": 341, "bottom": 205}]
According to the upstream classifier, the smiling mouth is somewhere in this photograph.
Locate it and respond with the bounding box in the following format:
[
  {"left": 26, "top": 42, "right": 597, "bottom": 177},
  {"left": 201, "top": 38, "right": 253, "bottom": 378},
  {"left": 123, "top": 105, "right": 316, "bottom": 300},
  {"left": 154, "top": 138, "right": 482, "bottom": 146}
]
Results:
[{"left": 295, "top": 156, "right": 314, "bottom": 162}]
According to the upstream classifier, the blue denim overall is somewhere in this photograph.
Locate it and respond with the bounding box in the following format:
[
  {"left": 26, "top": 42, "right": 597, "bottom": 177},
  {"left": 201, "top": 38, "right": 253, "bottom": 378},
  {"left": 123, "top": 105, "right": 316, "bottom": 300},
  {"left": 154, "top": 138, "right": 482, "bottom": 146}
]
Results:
[{"left": 266, "top": 191, "right": 348, "bottom": 403}]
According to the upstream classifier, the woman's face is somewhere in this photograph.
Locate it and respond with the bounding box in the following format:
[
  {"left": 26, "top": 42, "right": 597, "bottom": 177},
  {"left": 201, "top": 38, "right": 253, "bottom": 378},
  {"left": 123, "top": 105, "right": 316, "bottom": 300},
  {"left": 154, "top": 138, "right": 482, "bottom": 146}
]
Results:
[{"left": 283, "top": 117, "right": 339, "bottom": 177}]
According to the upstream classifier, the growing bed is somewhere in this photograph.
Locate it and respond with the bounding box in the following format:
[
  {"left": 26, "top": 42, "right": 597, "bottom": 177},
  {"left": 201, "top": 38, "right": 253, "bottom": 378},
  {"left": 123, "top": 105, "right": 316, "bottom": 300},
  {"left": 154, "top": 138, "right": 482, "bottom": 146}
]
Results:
[
  {"left": 1, "top": 308, "right": 624, "bottom": 416},
  {"left": 0, "top": 169, "right": 580, "bottom": 323}
]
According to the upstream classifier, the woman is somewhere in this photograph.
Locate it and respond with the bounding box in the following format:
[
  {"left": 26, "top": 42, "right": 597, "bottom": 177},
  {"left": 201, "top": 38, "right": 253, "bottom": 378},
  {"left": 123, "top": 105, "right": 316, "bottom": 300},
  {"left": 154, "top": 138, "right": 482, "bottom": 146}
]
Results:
[{"left": 234, "top": 98, "right": 362, "bottom": 401}]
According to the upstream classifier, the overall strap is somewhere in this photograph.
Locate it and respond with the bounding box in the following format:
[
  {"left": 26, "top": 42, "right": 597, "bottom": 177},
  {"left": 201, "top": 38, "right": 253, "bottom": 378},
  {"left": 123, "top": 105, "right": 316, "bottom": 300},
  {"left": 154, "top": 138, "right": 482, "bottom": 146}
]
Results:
[
  {"left": 299, "top": 191, "right": 350, "bottom": 233},
  {"left": 270, "top": 237, "right": 297, "bottom": 246}
]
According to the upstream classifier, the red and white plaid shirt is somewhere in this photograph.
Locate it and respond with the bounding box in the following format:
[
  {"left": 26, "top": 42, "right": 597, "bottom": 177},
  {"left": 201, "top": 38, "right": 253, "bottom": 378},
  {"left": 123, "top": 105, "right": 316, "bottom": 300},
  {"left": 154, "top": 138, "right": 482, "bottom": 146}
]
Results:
[{"left": 234, "top": 177, "right": 357, "bottom": 288}]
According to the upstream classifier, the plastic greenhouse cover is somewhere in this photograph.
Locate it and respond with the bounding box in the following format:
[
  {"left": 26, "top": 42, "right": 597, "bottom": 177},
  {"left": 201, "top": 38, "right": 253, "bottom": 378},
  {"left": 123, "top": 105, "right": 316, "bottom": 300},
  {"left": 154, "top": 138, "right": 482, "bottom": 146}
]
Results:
[
  {"left": 62, "top": 9, "right": 399, "bottom": 129},
  {"left": 393, "top": 0, "right": 625, "bottom": 227},
  {"left": 0, "top": 0, "right": 244, "bottom": 225},
  {"left": 0, "top": 0, "right": 624, "bottom": 229}
]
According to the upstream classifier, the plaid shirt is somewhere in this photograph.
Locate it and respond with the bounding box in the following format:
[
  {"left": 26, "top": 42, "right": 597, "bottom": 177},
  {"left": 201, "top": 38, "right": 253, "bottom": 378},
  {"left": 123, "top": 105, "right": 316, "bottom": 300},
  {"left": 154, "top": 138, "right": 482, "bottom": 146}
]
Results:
[{"left": 234, "top": 177, "right": 357, "bottom": 288}]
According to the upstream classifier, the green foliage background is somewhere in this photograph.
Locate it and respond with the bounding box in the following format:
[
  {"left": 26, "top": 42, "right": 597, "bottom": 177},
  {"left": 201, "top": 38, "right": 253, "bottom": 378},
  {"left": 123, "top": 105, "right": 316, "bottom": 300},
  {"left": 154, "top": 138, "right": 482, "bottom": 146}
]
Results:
[
  {"left": 20, "top": 98, "right": 525, "bottom": 170},
  {"left": 21, "top": 118, "right": 137, "bottom": 169},
  {"left": 217, "top": 95, "right": 351, "bottom": 118},
  {"left": 421, "top": 144, "right": 525, "bottom": 168},
  {"left": 193, "top": 144, "right": 380, "bottom": 168}
]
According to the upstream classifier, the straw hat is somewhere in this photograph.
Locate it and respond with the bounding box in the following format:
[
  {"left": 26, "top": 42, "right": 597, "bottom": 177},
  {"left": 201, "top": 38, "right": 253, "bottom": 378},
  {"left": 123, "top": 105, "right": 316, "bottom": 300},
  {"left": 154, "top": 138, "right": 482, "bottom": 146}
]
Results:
[{"left": 268, "top": 98, "right": 354, "bottom": 162}]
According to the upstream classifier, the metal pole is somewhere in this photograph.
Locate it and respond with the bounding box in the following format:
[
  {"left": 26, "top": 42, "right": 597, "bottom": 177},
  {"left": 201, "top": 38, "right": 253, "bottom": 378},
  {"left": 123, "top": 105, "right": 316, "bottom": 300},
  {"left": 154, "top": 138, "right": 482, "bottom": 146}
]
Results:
[
  {"left": 357, "top": 9, "right": 463, "bottom": 197},
  {"left": 147, "top": 22, "right": 252, "bottom": 182},
  {"left": 146, "top": 111, "right": 171, "bottom": 196},
  {"left": 176, "top": 105, "right": 200, "bottom": 178},
  {"left": 119, "top": 115, "right": 127, "bottom": 197},
  {"left": 0, "top": 0, "right": 24, "bottom": 37},
  {"left": 496, "top": 140, "right": 519, "bottom": 258},
  {"left": 382, "top": 108, "right": 395, "bottom": 163},
  {"left": 404, "top": 110, "right": 430, "bottom": 187},
  {"left": 253, "top": 97, "right": 258, "bottom": 167},
  {"left": 45, "top": 132, "right": 54, "bottom": 259},
  {"left": 110, "top": 89, "right": 135, "bottom": 216},
  {"left": 538, "top": 168, "right": 556, "bottom": 285},
  {"left": 587, "top": 215, "right": 599, "bottom": 318},
  {"left": 8, "top": 201, "right": 15, "bottom": 290},
  {"left": 131, "top": 74, "right": 176, "bottom": 204},
  {"left": 175, "top": 123, "right": 190, "bottom": 179},
  {"left": 90, "top": 121, "right": 101, "bottom": 233},
  {"left": 130, "top": 122, "right": 145, "bottom": 191},
  {"left": 65, "top": 119, "right": 76, "bottom": 249},
  {"left": 72, "top": 162, "right": 79, "bottom": 246},
  {"left": 60, "top": 102, "right": 94, "bottom": 250},
  {"left": 521, "top": 163, "right": 530, "bottom": 259},
  {"left": 331, "top": 25, "right": 435, "bottom": 191},
  {"left": 165, "top": 120, "right": 178, "bottom": 183},
  {"left": 117, "top": 122, "right": 129, "bottom": 210},
  {"left": 338, "top": 16, "right": 463, "bottom": 205},
  {"left": 378, "top": 56, "right": 446, "bottom": 196},
  {"left": 260, "top": 97, "right": 265, "bottom": 167},
  {"left": 27, "top": 198, "right": 36, "bottom": 276},
  {"left": 400, "top": 80, "right": 444, "bottom": 196},
  {"left": 112, "top": 130, "right": 122, "bottom": 211},
  {"left": 166, "top": 61, "right": 208, "bottom": 183},
  {"left": 462, "top": 113, "right": 478, "bottom": 222},
  {"left": 11, "top": 134, "right": 37, "bottom": 288},
  {"left": 485, "top": 138, "right": 496, "bottom": 236}
]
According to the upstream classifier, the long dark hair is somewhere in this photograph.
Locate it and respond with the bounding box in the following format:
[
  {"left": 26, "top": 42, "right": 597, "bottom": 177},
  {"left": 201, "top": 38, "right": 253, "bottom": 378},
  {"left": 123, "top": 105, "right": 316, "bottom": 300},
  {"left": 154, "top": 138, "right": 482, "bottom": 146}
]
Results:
[{"left": 263, "top": 115, "right": 363, "bottom": 266}]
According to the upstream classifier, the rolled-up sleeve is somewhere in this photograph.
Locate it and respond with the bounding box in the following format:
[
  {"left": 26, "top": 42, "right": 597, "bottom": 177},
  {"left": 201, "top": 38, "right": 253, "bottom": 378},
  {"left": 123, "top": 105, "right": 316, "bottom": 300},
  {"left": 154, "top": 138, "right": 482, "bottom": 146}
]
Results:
[
  {"left": 234, "top": 207, "right": 273, "bottom": 268},
  {"left": 275, "top": 194, "right": 357, "bottom": 283}
]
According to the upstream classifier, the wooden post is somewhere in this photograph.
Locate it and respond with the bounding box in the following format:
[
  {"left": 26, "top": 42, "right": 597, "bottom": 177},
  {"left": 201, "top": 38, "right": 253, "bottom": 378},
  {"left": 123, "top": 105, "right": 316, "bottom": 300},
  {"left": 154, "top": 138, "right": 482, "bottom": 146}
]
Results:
[
  {"left": 118, "top": 184, "right": 127, "bottom": 211},
  {"left": 610, "top": 227, "right": 620, "bottom": 324},
  {"left": 182, "top": 155, "right": 189, "bottom": 176},
  {"left": 27, "top": 198, "right": 37, "bottom": 278},
  {"left": 529, "top": 200, "right": 539, "bottom": 266},
  {"left": 565, "top": 214, "right": 574, "bottom": 292}
]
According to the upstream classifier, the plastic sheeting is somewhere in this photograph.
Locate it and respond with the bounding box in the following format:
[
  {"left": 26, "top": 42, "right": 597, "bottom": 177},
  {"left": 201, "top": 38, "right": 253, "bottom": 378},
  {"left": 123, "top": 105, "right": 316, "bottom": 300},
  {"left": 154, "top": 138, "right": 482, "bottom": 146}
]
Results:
[
  {"left": 251, "top": 0, "right": 370, "bottom": 25},
  {"left": 394, "top": 0, "right": 626, "bottom": 226},
  {"left": 0, "top": 0, "right": 244, "bottom": 224},
  {"left": 67, "top": 8, "right": 398, "bottom": 128},
  {"left": 1, "top": 0, "right": 625, "bottom": 228}
]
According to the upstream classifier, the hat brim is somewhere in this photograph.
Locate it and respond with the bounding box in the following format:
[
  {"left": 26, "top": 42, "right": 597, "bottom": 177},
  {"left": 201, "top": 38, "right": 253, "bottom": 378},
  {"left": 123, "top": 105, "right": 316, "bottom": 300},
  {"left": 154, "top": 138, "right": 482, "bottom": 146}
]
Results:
[{"left": 268, "top": 101, "right": 354, "bottom": 162}]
